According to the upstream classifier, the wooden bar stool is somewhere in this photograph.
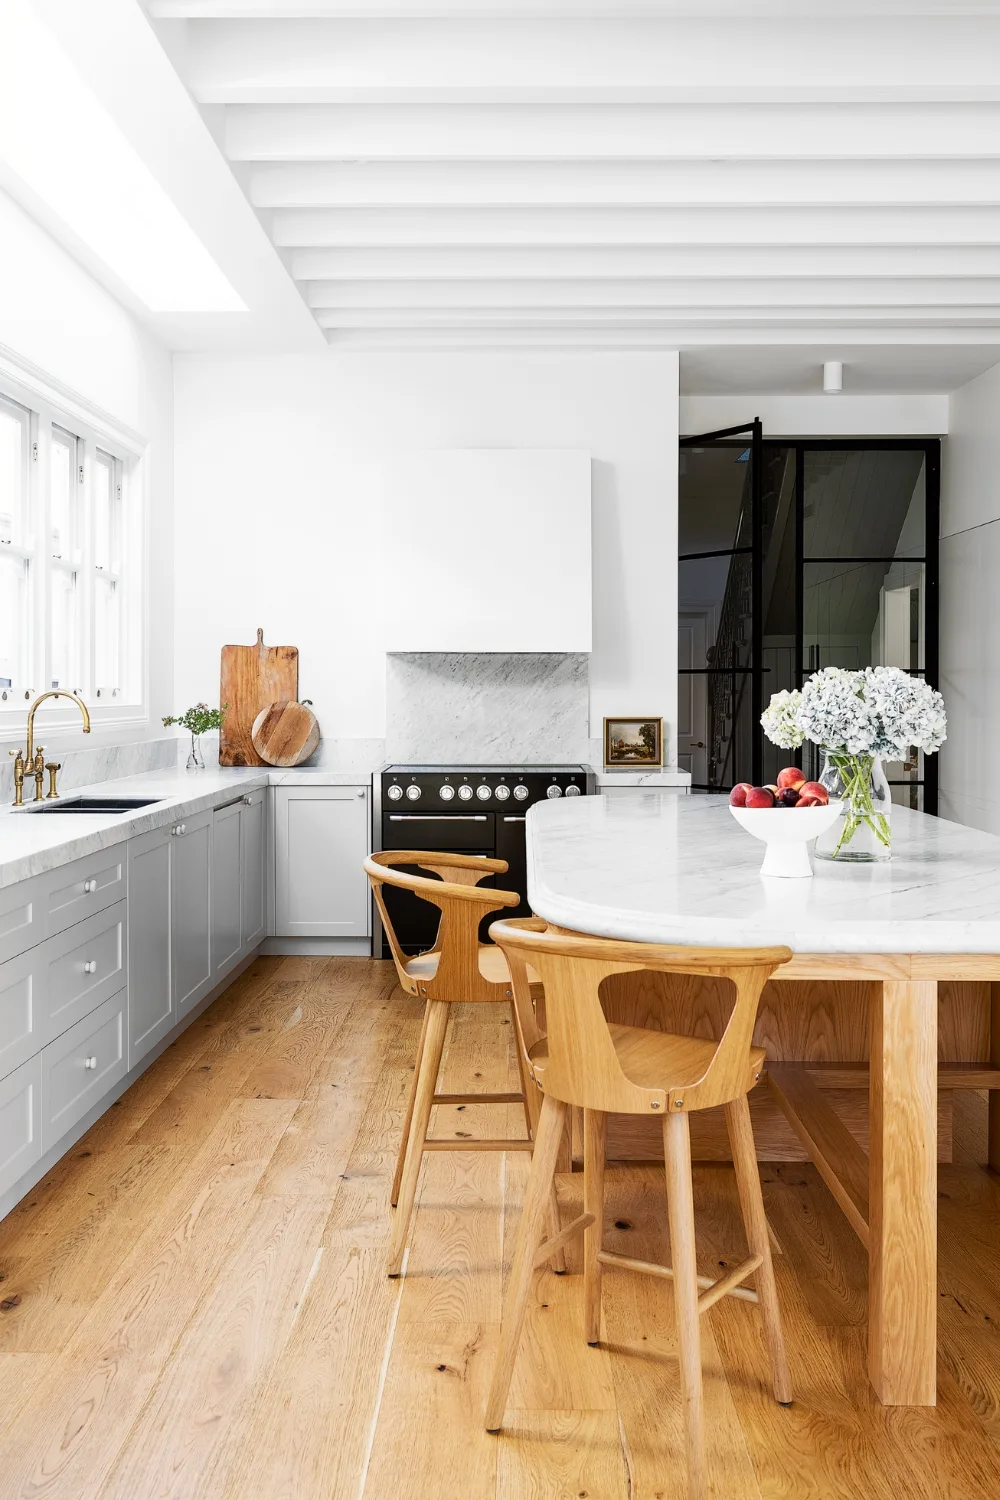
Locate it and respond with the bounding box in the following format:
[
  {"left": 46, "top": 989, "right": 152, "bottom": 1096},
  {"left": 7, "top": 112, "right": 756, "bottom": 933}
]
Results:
[
  {"left": 484, "top": 917, "right": 794, "bottom": 1500},
  {"left": 364, "top": 852, "right": 563, "bottom": 1279}
]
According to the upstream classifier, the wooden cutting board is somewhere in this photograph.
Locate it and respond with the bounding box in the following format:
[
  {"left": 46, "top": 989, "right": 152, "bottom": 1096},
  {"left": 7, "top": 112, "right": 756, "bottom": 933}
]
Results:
[
  {"left": 251, "top": 701, "right": 320, "bottom": 767},
  {"left": 219, "top": 629, "right": 298, "bottom": 766}
]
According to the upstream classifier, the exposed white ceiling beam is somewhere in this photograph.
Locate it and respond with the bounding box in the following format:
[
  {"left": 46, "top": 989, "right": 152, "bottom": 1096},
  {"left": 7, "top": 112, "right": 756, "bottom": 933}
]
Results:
[
  {"left": 248, "top": 159, "right": 1000, "bottom": 208},
  {"left": 224, "top": 102, "right": 1000, "bottom": 161},
  {"left": 181, "top": 17, "right": 1000, "bottom": 104},
  {"left": 313, "top": 306, "right": 1000, "bottom": 328},
  {"left": 269, "top": 205, "right": 1000, "bottom": 247},
  {"left": 289, "top": 244, "right": 1000, "bottom": 280},
  {"left": 144, "top": 3, "right": 1000, "bottom": 18},
  {"left": 304, "top": 277, "right": 1000, "bottom": 309}
]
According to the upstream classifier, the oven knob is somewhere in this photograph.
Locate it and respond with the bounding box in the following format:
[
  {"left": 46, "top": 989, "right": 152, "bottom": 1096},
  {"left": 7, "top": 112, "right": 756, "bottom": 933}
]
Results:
[
  {"left": 565, "top": 784, "right": 581, "bottom": 797},
  {"left": 458, "top": 784, "right": 474, "bottom": 801},
  {"left": 494, "top": 784, "right": 510, "bottom": 801},
  {"left": 439, "top": 784, "right": 455, "bottom": 801},
  {"left": 387, "top": 783, "right": 403, "bottom": 801},
  {"left": 513, "top": 784, "right": 529, "bottom": 801},
  {"left": 476, "top": 784, "right": 492, "bottom": 801},
  {"left": 405, "top": 784, "right": 422, "bottom": 801},
  {"left": 546, "top": 784, "right": 563, "bottom": 799}
]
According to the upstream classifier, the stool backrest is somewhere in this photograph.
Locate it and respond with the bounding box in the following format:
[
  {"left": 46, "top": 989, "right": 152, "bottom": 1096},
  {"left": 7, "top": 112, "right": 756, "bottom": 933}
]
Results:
[
  {"left": 490, "top": 918, "right": 792, "bottom": 1114},
  {"left": 364, "top": 851, "right": 521, "bottom": 1004}
]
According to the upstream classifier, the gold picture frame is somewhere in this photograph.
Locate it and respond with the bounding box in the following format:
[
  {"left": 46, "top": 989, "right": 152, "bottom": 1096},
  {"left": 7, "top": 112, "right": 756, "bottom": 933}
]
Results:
[{"left": 603, "top": 716, "right": 663, "bottom": 769}]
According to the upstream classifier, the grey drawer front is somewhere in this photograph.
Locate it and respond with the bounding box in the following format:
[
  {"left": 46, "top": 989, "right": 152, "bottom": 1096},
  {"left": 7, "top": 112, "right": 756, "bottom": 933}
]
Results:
[
  {"left": 0, "top": 949, "right": 39, "bottom": 1084},
  {"left": 44, "top": 900, "right": 127, "bottom": 1042},
  {"left": 0, "top": 878, "right": 43, "bottom": 967},
  {"left": 0, "top": 1054, "right": 42, "bottom": 1202},
  {"left": 45, "top": 853, "right": 126, "bottom": 938},
  {"left": 41, "top": 990, "right": 127, "bottom": 1152}
]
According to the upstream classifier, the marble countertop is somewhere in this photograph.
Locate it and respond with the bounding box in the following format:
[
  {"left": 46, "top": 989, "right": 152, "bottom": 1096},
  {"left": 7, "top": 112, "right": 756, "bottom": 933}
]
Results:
[
  {"left": 0, "top": 765, "right": 373, "bottom": 888},
  {"left": 526, "top": 792, "right": 1000, "bottom": 954}
]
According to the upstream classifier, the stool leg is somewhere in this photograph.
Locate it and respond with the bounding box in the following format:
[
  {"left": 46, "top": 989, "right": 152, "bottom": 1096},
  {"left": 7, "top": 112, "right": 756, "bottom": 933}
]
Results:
[
  {"left": 663, "top": 1111, "right": 707, "bottom": 1500},
  {"left": 725, "top": 1095, "right": 793, "bottom": 1405},
  {"left": 521, "top": 1058, "right": 567, "bottom": 1275},
  {"left": 583, "top": 1108, "right": 606, "bottom": 1344},
  {"left": 387, "top": 999, "right": 450, "bottom": 1277},
  {"left": 486, "top": 1093, "right": 568, "bottom": 1432},
  {"left": 391, "top": 999, "right": 431, "bottom": 1209},
  {"left": 511, "top": 1001, "right": 536, "bottom": 1141}
]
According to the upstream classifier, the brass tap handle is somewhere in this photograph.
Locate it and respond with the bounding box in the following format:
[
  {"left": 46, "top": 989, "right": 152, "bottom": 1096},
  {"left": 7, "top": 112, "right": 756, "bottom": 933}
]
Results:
[
  {"left": 9, "top": 748, "right": 25, "bottom": 807},
  {"left": 45, "top": 763, "right": 61, "bottom": 799},
  {"left": 32, "top": 748, "right": 45, "bottom": 802}
]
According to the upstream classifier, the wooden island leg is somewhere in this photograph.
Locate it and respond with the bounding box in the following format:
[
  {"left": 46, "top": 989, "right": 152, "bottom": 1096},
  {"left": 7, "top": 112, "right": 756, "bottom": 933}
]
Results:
[
  {"left": 989, "top": 982, "right": 1000, "bottom": 1172},
  {"left": 868, "top": 977, "right": 938, "bottom": 1406}
]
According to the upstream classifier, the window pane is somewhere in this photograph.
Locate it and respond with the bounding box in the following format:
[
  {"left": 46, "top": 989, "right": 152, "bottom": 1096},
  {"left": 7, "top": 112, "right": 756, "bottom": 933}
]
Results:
[
  {"left": 95, "top": 575, "right": 119, "bottom": 693},
  {"left": 804, "top": 559, "right": 925, "bottom": 676},
  {"left": 50, "top": 566, "right": 78, "bottom": 691},
  {"left": 0, "top": 553, "right": 29, "bottom": 690},
  {"left": 0, "top": 395, "right": 29, "bottom": 548},
  {"left": 50, "top": 428, "right": 77, "bottom": 560},
  {"left": 679, "top": 442, "right": 751, "bottom": 556},
  {"left": 93, "top": 450, "right": 118, "bottom": 572},
  {"left": 804, "top": 449, "right": 926, "bottom": 559}
]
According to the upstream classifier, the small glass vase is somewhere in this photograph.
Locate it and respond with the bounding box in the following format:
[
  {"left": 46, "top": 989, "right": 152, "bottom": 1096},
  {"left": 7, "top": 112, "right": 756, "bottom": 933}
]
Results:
[
  {"left": 813, "top": 752, "right": 891, "bottom": 862},
  {"left": 186, "top": 732, "right": 206, "bottom": 771}
]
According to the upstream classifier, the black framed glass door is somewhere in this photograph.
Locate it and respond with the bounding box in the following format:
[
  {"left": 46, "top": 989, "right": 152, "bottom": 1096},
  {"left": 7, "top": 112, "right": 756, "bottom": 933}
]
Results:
[{"left": 678, "top": 433, "right": 940, "bottom": 811}]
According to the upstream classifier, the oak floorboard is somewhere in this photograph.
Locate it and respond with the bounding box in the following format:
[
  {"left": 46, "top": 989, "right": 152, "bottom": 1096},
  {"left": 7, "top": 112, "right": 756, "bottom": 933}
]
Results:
[{"left": 495, "top": 1410, "right": 631, "bottom": 1500}]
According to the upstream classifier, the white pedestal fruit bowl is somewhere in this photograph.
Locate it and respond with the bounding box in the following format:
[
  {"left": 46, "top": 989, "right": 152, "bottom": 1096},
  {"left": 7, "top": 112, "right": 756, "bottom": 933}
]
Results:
[{"left": 730, "top": 803, "right": 842, "bottom": 878}]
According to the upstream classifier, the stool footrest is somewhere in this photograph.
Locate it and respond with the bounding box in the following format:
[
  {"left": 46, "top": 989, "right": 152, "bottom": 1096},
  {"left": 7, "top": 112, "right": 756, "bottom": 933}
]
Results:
[
  {"left": 432, "top": 1092, "right": 524, "bottom": 1105},
  {"left": 533, "top": 1212, "right": 595, "bottom": 1270},
  {"left": 597, "top": 1249, "right": 760, "bottom": 1306},
  {"left": 423, "top": 1138, "right": 533, "bottom": 1151},
  {"left": 696, "top": 1255, "right": 763, "bottom": 1314}
]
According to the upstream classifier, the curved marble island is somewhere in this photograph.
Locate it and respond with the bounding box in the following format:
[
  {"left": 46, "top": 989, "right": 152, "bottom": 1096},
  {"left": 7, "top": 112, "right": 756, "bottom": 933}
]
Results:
[{"left": 526, "top": 791, "right": 1000, "bottom": 1410}]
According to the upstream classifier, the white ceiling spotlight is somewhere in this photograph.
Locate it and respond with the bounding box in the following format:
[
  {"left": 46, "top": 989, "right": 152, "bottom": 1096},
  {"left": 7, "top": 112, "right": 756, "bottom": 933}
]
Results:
[{"left": 823, "top": 360, "right": 844, "bottom": 394}]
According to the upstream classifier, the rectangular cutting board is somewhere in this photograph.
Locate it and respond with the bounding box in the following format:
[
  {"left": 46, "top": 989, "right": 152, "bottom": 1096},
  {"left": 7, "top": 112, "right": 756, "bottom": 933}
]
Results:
[{"left": 219, "top": 629, "right": 298, "bottom": 766}]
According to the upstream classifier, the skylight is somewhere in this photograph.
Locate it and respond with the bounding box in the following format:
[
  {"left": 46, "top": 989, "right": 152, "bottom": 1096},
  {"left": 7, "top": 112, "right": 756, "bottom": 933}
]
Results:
[{"left": 0, "top": 1, "right": 246, "bottom": 315}]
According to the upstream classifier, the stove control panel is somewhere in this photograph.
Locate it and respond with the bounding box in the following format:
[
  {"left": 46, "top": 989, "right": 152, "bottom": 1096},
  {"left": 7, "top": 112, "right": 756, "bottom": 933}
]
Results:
[
  {"left": 379, "top": 766, "right": 595, "bottom": 814},
  {"left": 513, "top": 784, "right": 530, "bottom": 801}
]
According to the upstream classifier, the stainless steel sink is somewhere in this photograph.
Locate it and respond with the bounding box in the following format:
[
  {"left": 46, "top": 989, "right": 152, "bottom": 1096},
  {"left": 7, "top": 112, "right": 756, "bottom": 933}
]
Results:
[{"left": 24, "top": 797, "right": 163, "bottom": 815}]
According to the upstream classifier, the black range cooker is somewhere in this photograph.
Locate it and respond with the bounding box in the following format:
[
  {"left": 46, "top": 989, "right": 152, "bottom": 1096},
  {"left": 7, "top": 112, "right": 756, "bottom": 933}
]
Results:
[{"left": 373, "top": 764, "right": 597, "bottom": 957}]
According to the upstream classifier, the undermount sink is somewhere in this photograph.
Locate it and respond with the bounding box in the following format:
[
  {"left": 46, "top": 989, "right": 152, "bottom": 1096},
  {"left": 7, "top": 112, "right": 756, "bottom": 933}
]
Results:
[{"left": 23, "top": 796, "right": 163, "bottom": 815}]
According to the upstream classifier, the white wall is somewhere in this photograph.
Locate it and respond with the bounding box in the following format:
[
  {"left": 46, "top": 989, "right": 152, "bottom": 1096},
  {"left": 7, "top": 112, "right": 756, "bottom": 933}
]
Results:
[
  {"left": 0, "top": 187, "right": 174, "bottom": 735},
  {"left": 680, "top": 392, "right": 948, "bottom": 438},
  {"left": 172, "top": 351, "right": 679, "bottom": 756},
  {"left": 939, "top": 359, "right": 1000, "bottom": 832}
]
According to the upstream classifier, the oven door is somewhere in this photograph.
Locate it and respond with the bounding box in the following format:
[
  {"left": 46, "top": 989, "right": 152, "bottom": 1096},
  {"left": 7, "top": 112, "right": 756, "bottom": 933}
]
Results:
[{"left": 380, "top": 812, "right": 495, "bottom": 956}]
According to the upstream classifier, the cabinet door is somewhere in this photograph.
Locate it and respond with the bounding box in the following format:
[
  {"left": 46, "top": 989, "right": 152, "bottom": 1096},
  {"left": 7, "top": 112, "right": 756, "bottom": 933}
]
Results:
[
  {"left": 240, "top": 790, "right": 266, "bottom": 952},
  {"left": 274, "top": 786, "right": 370, "bottom": 937},
  {"left": 128, "top": 824, "right": 173, "bottom": 1068},
  {"left": 0, "top": 1055, "right": 42, "bottom": 1203},
  {"left": 41, "top": 989, "right": 127, "bottom": 1152},
  {"left": 171, "top": 809, "right": 213, "bottom": 1014},
  {"left": 212, "top": 800, "right": 242, "bottom": 979}
]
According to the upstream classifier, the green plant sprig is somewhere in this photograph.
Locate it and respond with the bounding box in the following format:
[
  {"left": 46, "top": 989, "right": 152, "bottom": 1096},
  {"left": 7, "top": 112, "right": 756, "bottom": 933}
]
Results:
[{"left": 163, "top": 702, "right": 227, "bottom": 736}]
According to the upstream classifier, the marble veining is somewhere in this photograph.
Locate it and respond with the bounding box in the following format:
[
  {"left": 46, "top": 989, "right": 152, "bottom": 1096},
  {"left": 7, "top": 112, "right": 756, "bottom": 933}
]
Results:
[
  {"left": 386, "top": 652, "right": 590, "bottom": 764},
  {"left": 0, "top": 735, "right": 178, "bottom": 803},
  {"left": 526, "top": 792, "right": 1000, "bottom": 954}
]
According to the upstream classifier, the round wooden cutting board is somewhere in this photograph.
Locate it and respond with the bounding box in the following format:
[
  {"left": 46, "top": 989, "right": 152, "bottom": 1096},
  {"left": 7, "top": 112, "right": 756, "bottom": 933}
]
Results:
[{"left": 251, "top": 700, "right": 320, "bottom": 767}]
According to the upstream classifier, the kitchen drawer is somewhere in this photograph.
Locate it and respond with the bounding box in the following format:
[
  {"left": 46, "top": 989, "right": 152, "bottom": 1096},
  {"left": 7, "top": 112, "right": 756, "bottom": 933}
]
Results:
[
  {"left": 0, "top": 1054, "right": 42, "bottom": 1202},
  {"left": 0, "top": 876, "right": 43, "bottom": 967},
  {"left": 0, "top": 948, "right": 39, "bottom": 1083},
  {"left": 41, "top": 990, "right": 127, "bottom": 1153},
  {"left": 44, "top": 900, "right": 127, "bottom": 1043},
  {"left": 45, "top": 851, "right": 127, "bottom": 938}
]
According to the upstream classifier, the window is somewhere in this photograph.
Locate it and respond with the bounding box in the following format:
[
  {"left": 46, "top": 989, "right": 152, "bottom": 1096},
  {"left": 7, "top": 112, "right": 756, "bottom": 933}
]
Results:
[{"left": 0, "top": 378, "right": 141, "bottom": 725}]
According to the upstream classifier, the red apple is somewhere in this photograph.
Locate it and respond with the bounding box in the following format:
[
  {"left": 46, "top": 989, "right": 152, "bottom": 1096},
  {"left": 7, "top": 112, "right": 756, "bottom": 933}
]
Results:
[
  {"left": 728, "top": 783, "right": 753, "bottom": 807},
  {"left": 745, "top": 786, "right": 775, "bottom": 809},
  {"left": 797, "top": 781, "right": 829, "bottom": 806},
  {"left": 776, "top": 766, "right": 806, "bottom": 792}
]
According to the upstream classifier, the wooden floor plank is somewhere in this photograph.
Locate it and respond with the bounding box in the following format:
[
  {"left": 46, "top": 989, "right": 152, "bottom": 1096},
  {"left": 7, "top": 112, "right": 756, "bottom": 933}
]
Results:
[{"left": 495, "top": 1410, "right": 631, "bottom": 1500}]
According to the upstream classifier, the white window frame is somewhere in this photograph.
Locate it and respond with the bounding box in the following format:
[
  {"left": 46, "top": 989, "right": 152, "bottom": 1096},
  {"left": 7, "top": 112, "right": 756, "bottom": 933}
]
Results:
[{"left": 0, "top": 351, "right": 147, "bottom": 738}]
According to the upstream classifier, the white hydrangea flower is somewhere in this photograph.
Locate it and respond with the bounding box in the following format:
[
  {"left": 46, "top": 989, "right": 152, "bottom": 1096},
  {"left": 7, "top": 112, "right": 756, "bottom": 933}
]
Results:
[{"left": 760, "top": 689, "right": 805, "bottom": 749}]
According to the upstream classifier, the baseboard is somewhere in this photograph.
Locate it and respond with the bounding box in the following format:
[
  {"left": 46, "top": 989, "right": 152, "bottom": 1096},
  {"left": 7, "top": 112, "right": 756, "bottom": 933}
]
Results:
[{"left": 261, "top": 936, "right": 372, "bottom": 956}]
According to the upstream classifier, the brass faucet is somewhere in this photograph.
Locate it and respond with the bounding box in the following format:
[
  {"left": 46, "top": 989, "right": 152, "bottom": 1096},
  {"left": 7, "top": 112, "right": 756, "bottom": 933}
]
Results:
[{"left": 10, "top": 691, "right": 91, "bottom": 805}]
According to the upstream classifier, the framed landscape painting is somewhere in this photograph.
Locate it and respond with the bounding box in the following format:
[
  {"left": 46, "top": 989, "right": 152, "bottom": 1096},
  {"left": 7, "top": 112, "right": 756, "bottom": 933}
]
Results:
[{"left": 603, "top": 716, "right": 663, "bottom": 769}]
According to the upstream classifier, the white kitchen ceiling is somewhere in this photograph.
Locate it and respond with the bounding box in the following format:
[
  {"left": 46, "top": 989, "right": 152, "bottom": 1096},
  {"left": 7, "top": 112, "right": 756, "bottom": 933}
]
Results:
[{"left": 140, "top": 1, "right": 1000, "bottom": 376}]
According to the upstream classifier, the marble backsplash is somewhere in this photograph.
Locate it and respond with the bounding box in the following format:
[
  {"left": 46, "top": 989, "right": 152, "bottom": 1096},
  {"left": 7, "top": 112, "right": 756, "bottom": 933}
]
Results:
[
  {"left": 0, "top": 734, "right": 179, "bottom": 803},
  {"left": 386, "top": 653, "right": 590, "bottom": 764}
]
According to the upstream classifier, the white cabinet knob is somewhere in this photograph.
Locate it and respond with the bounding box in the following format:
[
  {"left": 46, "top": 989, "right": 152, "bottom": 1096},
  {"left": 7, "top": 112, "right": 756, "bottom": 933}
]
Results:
[
  {"left": 243, "top": 795, "right": 253, "bottom": 805},
  {"left": 180, "top": 823, "right": 186, "bottom": 834},
  {"left": 83, "top": 960, "right": 97, "bottom": 974},
  {"left": 84, "top": 1055, "right": 97, "bottom": 1070},
  {"left": 356, "top": 789, "right": 366, "bottom": 798},
  {"left": 84, "top": 878, "right": 97, "bottom": 893},
  {"left": 173, "top": 823, "right": 187, "bottom": 836}
]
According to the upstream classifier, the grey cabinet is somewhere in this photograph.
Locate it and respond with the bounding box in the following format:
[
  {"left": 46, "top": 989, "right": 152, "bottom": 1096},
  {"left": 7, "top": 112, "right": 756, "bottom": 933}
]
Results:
[
  {"left": 0, "top": 1055, "right": 41, "bottom": 1202},
  {"left": 172, "top": 809, "right": 213, "bottom": 1015},
  {"left": 274, "top": 785, "right": 370, "bottom": 938},
  {"left": 40, "top": 990, "right": 127, "bottom": 1152},
  {"left": 240, "top": 790, "right": 266, "bottom": 951},
  {"left": 127, "top": 825, "right": 173, "bottom": 1069},
  {"left": 212, "top": 800, "right": 242, "bottom": 978}
]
